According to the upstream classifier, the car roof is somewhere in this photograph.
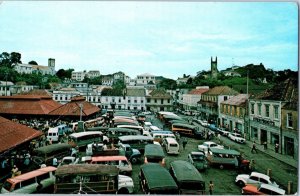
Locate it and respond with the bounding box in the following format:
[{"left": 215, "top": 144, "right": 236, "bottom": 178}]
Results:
[
  {"left": 190, "top": 151, "right": 205, "bottom": 156},
  {"left": 259, "top": 184, "right": 285, "bottom": 194},
  {"left": 251, "top": 172, "right": 270, "bottom": 180},
  {"left": 204, "top": 141, "right": 216, "bottom": 145}
]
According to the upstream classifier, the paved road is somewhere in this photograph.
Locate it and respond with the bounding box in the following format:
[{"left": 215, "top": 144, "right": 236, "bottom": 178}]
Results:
[{"left": 130, "top": 114, "right": 298, "bottom": 195}]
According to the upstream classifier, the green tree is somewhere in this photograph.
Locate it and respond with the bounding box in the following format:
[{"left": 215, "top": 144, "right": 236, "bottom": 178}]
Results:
[
  {"left": 157, "top": 78, "right": 177, "bottom": 90},
  {"left": 28, "top": 60, "right": 38, "bottom": 65}
]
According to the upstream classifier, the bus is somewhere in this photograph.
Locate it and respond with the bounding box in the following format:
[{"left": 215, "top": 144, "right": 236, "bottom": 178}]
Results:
[
  {"left": 68, "top": 131, "right": 108, "bottom": 149},
  {"left": 171, "top": 123, "right": 203, "bottom": 138},
  {"left": 117, "top": 125, "right": 145, "bottom": 135},
  {"left": 1, "top": 166, "right": 56, "bottom": 194},
  {"left": 32, "top": 143, "right": 72, "bottom": 166},
  {"left": 54, "top": 164, "right": 118, "bottom": 194},
  {"left": 151, "top": 130, "right": 176, "bottom": 144},
  {"left": 118, "top": 135, "right": 153, "bottom": 153},
  {"left": 144, "top": 144, "right": 166, "bottom": 166},
  {"left": 139, "top": 163, "right": 178, "bottom": 194},
  {"left": 169, "top": 160, "right": 205, "bottom": 194},
  {"left": 206, "top": 148, "right": 245, "bottom": 169},
  {"left": 90, "top": 155, "right": 132, "bottom": 176}
]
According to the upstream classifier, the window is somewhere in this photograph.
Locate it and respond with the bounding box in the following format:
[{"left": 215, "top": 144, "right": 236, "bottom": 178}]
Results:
[
  {"left": 147, "top": 99, "right": 150, "bottom": 103},
  {"left": 265, "top": 104, "right": 270, "bottom": 117},
  {"left": 155, "top": 99, "right": 157, "bottom": 103},
  {"left": 134, "top": 100, "right": 137, "bottom": 103},
  {"left": 21, "top": 177, "right": 36, "bottom": 187},
  {"left": 161, "top": 99, "right": 163, "bottom": 104},
  {"left": 141, "top": 100, "right": 144, "bottom": 103},
  {"left": 249, "top": 176, "right": 259, "bottom": 181},
  {"left": 128, "top": 99, "right": 131, "bottom": 103},
  {"left": 258, "top": 103, "right": 261, "bottom": 115},
  {"left": 287, "top": 113, "right": 293, "bottom": 128},
  {"left": 251, "top": 103, "right": 254, "bottom": 114},
  {"left": 224, "top": 96, "right": 228, "bottom": 101},
  {"left": 274, "top": 106, "right": 279, "bottom": 119}
]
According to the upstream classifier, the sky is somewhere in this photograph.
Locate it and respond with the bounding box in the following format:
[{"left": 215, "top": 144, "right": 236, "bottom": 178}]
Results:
[{"left": 0, "top": 1, "right": 298, "bottom": 79}]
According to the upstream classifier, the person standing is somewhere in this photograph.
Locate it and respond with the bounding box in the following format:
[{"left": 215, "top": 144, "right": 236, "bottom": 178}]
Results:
[
  {"left": 11, "top": 165, "right": 19, "bottom": 177},
  {"left": 209, "top": 180, "right": 214, "bottom": 195},
  {"left": 275, "top": 143, "right": 279, "bottom": 153},
  {"left": 182, "top": 137, "right": 187, "bottom": 150},
  {"left": 251, "top": 141, "right": 258, "bottom": 153},
  {"left": 52, "top": 157, "right": 58, "bottom": 167}
]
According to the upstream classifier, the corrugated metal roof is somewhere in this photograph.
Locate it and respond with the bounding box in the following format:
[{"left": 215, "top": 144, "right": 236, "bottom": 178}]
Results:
[
  {"left": 0, "top": 95, "right": 61, "bottom": 115},
  {"left": 49, "top": 96, "right": 100, "bottom": 116},
  {"left": 0, "top": 117, "right": 43, "bottom": 154},
  {"left": 126, "top": 88, "right": 146, "bottom": 97},
  {"left": 221, "top": 94, "right": 249, "bottom": 106},
  {"left": 148, "top": 89, "right": 172, "bottom": 98},
  {"left": 188, "top": 89, "right": 209, "bottom": 95},
  {"left": 203, "top": 86, "right": 239, "bottom": 96}
]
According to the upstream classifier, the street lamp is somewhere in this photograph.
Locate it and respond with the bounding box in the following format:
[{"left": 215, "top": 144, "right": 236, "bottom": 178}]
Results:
[{"left": 79, "top": 103, "right": 83, "bottom": 121}]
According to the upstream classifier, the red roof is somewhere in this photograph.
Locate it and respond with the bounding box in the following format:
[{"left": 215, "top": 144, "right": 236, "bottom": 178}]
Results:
[
  {"left": 49, "top": 96, "right": 100, "bottom": 117},
  {"left": 188, "top": 89, "right": 209, "bottom": 95},
  {"left": 0, "top": 95, "right": 61, "bottom": 115},
  {"left": 0, "top": 117, "right": 43, "bottom": 153}
]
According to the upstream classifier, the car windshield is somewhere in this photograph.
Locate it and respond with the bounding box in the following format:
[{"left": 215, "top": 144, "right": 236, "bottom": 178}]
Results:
[{"left": 192, "top": 155, "right": 205, "bottom": 160}]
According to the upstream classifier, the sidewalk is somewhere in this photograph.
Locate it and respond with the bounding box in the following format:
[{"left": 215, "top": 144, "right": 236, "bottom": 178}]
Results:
[{"left": 245, "top": 141, "right": 298, "bottom": 168}]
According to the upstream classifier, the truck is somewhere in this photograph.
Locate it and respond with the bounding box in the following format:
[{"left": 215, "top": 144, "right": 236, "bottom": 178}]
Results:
[{"left": 85, "top": 143, "right": 142, "bottom": 164}]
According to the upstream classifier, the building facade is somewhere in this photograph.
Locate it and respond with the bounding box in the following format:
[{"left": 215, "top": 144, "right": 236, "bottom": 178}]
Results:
[
  {"left": 198, "top": 86, "right": 239, "bottom": 125},
  {"left": 14, "top": 58, "right": 56, "bottom": 75},
  {"left": 219, "top": 94, "right": 249, "bottom": 134},
  {"left": 146, "top": 89, "right": 173, "bottom": 112}
]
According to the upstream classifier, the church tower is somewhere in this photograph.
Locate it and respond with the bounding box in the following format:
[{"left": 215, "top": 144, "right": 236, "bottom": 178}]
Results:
[{"left": 211, "top": 56, "right": 218, "bottom": 79}]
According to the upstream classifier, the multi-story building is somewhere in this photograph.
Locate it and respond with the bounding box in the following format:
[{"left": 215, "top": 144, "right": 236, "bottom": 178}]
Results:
[
  {"left": 14, "top": 58, "right": 56, "bottom": 75},
  {"left": 52, "top": 88, "right": 81, "bottom": 104},
  {"left": 146, "top": 89, "right": 173, "bottom": 112},
  {"left": 71, "top": 71, "right": 87, "bottom": 81},
  {"left": 182, "top": 86, "right": 209, "bottom": 111},
  {"left": 87, "top": 70, "right": 100, "bottom": 78},
  {"left": 248, "top": 78, "right": 297, "bottom": 157},
  {"left": 136, "top": 73, "right": 156, "bottom": 85},
  {"left": 0, "top": 81, "right": 14, "bottom": 96},
  {"left": 125, "top": 87, "right": 146, "bottom": 111},
  {"left": 198, "top": 86, "right": 239, "bottom": 125},
  {"left": 101, "top": 75, "right": 114, "bottom": 86},
  {"left": 219, "top": 94, "right": 249, "bottom": 134}
]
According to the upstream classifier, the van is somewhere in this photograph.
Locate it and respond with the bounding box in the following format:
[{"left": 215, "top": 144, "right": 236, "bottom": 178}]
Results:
[
  {"left": 169, "top": 160, "right": 206, "bottom": 194},
  {"left": 90, "top": 155, "right": 132, "bottom": 176},
  {"left": 47, "top": 128, "right": 59, "bottom": 142},
  {"left": 1, "top": 166, "right": 56, "bottom": 194},
  {"left": 163, "top": 137, "right": 180, "bottom": 155},
  {"left": 139, "top": 163, "right": 178, "bottom": 194}
]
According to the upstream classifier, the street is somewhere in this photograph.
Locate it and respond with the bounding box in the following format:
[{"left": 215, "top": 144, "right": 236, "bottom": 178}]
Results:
[{"left": 130, "top": 113, "right": 298, "bottom": 194}]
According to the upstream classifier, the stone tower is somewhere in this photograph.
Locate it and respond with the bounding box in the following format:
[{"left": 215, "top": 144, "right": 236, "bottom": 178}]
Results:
[
  {"left": 48, "top": 58, "right": 55, "bottom": 68},
  {"left": 211, "top": 56, "right": 218, "bottom": 79}
]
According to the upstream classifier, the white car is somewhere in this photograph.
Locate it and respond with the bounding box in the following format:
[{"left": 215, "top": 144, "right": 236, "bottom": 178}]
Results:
[
  {"left": 235, "top": 172, "right": 279, "bottom": 188},
  {"left": 199, "top": 120, "right": 209, "bottom": 127},
  {"left": 198, "top": 141, "right": 224, "bottom": 155},
  {"left": 228, "top": 132, "right": 246, "bottom": 143},
  {"left": 118, "top": 175, "right": 134, "bottom": 194}
]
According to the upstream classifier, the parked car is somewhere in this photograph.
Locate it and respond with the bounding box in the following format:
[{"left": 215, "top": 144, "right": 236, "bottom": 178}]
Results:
[
  {"left": 198, "top": 141, "right": 224, "bottom": 156},
  {"left": 187, "top": 151, "right": 208, "bottom": 171},
  {"left": 235, "top": 172, "right": 279, "bottom": 188},
  {"left": 242, "top": 183, "right": 285, "bottom": 195},
  {"left": 199, "top": 120, "right": 209, "bottom": 127},
  {"left": 219, "top": 128, "right": 230, "bottom": 137},
  {"left": 228, "top": 132, "right": 246, "bottom": 144},
  {"left": 118, "top": 175, "right": 134, "bottom": 194}
]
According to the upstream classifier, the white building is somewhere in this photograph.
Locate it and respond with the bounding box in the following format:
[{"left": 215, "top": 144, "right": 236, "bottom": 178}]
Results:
[
  {"left": 182, "top": 86, "right": 209, "bottom": 110},
  {"left": 14, "top": 58, "right": 56, "bottom": 75},
  {"left": 71, "top": 71, "right": 87, "bottom": 81},
  {"left": 136, "top": 73, "right": 156, "bottom": 85},
  {"left": 87, "top": 70, "right": 100, "bottom": 78}
]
